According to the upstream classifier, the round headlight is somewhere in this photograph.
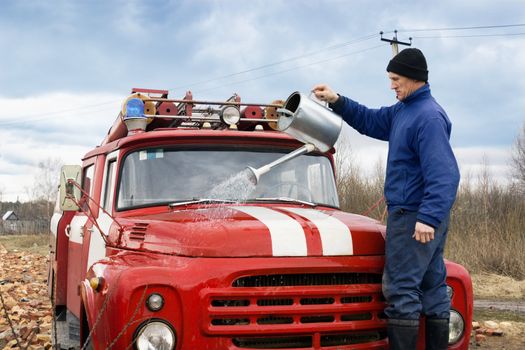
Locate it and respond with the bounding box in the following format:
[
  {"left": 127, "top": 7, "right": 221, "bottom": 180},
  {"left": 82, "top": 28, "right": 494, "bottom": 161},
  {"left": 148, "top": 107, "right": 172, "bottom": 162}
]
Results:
[
  {"left": 448, "top": 310, "right": 464, "bottom": 344},
  {"left": 136, "top": 321, "right": 176, "bottom": 350},
  {"left": 146, "top": 293, "right": 164, "bottom": 312},
  {"left": 221, "top": 106, "right": 241, "bottom": 125}
]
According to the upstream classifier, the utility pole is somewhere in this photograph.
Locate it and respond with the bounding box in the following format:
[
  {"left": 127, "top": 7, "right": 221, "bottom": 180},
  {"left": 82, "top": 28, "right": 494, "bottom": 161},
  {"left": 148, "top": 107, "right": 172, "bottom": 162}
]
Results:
[{"left": 380, "top": 30, "right": 412, "bottom": 57}]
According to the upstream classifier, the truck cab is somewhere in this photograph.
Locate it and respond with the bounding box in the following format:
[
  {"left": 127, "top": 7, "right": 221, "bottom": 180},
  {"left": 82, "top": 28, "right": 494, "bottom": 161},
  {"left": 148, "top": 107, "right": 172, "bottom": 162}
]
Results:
[{"left": 49, "top": 88, "right": 473, "bottom": 349}]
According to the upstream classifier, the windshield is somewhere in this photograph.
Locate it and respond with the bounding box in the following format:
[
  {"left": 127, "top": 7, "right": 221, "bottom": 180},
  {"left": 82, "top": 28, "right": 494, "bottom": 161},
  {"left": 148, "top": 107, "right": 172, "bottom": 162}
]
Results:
[{"left": 117, "top": 146, "right": 339, "bottom": 210}]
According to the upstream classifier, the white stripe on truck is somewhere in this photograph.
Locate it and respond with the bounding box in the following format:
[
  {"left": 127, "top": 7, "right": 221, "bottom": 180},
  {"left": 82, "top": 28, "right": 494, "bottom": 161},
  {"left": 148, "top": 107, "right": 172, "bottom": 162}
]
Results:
[
  {"left": 280, "top": 207, "right": 353, "bottom": 255},
  {"left": 232, "top": 206, "right": 307, "bottom": 256}
]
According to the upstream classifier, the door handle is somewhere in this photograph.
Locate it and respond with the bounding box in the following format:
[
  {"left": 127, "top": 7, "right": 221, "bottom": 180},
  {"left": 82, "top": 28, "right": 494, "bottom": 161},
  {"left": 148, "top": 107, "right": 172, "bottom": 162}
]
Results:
[{"left": 79, "top": 225, "right": 94, "bottom": 237}]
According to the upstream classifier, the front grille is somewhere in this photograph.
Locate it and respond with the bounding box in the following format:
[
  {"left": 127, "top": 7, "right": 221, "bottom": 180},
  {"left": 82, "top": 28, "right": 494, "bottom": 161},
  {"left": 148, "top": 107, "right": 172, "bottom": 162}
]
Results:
[
  {"left": 257, "top": 298, "right": 293, "bottom": 306},
  {"left": 300, "top": 297, "right": 334, "bottom": 305},
  {"left": 257, "top": 316, "right": 293, "bottom": 325},
  {"left": 341, "top": 312, "right": 372, "bottom": 321},
  {"left": 320, "top": 330, "right": 386, "bottom": 346},
  {"left": 233, "top": 273, "right": 381, "bottom": 287},
  {"left": 232, "top": 330, "right": 387, "bottom": 349},
  {"left": 300, "top": 315, "right": 334, "bottom": 323},
  {"left": 204, "top": 272, "right": 387, "bottom": 348},
  {"left": 342, "top": 295, "right": 372, "bottom": 303},
  {"left": 212, "top": 318, "right": 249, "bottom": 326},
  {"left": 212, "top": 299, "right": 249, "bottom": 307},
  {"left": 233, "top": 336, "right": 312, "bottom": 349}
]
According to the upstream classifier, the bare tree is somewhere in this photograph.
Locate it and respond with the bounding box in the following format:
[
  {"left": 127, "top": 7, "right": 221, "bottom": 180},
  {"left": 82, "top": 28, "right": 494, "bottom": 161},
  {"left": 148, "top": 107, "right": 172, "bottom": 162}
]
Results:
[
  {"left": 334, "top": 133, "right": 356, "bottom": 183},
  {"left": 511, "top": 121, "right": 525, "bottom": 193},
  {"left": 31, "top": 157, "right": 63, "bottom": 202},
  {"left": 29, "top": 157, "right": 63, "bottom": 219}
]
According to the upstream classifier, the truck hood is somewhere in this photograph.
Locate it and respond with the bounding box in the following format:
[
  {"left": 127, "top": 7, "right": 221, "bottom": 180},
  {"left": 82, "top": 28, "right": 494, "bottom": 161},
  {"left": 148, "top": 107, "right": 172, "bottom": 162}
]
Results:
[{"left": 118, "top": 205, "right": 385, "bottom": 257}]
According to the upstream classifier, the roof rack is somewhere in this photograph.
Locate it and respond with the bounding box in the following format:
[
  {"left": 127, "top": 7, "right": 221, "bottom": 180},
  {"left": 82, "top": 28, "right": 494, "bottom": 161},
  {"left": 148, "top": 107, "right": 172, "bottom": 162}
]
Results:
[{"left": 101, "top": 88, "right": 285, "bottom": 145}]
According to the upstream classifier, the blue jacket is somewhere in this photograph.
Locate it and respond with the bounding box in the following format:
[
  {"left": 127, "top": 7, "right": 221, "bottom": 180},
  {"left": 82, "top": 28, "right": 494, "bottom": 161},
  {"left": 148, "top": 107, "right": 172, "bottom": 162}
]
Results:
[{"left": 331, "top": 84, "right": 460, "bottom": 228}]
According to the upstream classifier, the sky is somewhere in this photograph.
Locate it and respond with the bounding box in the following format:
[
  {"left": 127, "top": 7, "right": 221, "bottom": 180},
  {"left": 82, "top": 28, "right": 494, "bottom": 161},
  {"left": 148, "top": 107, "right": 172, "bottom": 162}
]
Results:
[{"left": 0, "top": 0, "right": 524, "bottom": 202}]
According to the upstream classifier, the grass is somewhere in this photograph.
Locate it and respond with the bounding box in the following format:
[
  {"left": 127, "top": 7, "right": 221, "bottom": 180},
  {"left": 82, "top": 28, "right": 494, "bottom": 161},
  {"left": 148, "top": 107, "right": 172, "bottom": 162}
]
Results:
[
  {"left": 0, "top": 234, "right": 50, "bottom": 255},
  {"left": 445, "top": 179, "right": 525, "bottom": 280},
  {"left": 336, "top": 155, "right": 525, "bottom": 280}
]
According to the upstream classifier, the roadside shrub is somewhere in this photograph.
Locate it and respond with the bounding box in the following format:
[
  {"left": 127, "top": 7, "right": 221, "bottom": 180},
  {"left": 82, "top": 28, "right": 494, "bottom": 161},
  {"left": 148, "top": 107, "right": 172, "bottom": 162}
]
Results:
[
  {"left": 447, "top": 177, "right": 525, "bottom": 279},
  {"left": 336, "top": 152, "right": 525, "bottom": 280}
]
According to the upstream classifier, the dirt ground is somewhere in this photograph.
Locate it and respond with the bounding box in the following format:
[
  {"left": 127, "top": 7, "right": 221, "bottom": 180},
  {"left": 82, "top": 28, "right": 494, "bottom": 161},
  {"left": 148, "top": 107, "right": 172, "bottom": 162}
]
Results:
[
  {"left": 469, "top": 274, "right": 525, "bottom": 349},
  {"left": 0, "top": 235, "right": 524, "bottom": 349}
]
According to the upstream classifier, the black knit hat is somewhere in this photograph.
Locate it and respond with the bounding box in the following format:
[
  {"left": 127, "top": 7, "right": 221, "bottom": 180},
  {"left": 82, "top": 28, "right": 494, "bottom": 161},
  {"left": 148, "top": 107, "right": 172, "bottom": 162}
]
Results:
[{"left": 386, "top": 48, "right": 428, "bottom": 82}]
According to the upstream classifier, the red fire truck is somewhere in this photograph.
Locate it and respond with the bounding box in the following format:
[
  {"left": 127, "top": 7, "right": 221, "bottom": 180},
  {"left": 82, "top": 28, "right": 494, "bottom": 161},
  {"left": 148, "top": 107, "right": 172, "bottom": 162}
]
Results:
[{"left": 49, "top": 88, "right": 473, "bottom": 349}]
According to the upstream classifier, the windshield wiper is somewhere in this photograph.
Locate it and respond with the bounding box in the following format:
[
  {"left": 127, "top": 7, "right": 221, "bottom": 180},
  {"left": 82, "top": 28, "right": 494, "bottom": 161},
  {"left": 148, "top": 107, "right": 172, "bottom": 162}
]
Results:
[
  {"left": 249, "top": 197, "right": 317, "bottom": 207},
  {"left": 169, "top": 198, "right": 237, "bottom": 208}
]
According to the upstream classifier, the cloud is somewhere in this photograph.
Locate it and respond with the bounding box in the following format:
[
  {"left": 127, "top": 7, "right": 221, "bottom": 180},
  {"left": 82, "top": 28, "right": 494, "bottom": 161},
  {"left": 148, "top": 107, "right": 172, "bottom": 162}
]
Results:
[
  {"left": 0, "top": 92, "right": 123, "bottom": 201},
  {"left": 0, "top": 0, "right": 524, "bottom": 201}
]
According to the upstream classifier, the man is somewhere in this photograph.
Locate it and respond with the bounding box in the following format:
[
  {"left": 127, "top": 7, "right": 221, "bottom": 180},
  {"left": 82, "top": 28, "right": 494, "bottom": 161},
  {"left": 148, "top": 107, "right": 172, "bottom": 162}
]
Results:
[{"left": 313, "top": 48, "right": 460, "bottom": 350}]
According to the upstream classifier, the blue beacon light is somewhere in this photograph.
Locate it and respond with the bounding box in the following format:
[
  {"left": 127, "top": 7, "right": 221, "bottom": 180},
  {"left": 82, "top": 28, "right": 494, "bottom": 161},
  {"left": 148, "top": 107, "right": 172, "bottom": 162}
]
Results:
[
  {"left": 125, "top": 98, "right": 145, "bottom": 119},
  {"left": 123, "top": 98, "right": 148, "bottom": 134}
]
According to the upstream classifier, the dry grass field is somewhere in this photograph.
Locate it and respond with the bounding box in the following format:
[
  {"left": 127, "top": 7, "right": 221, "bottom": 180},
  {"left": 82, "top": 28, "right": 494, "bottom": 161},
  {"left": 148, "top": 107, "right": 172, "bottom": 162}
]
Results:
[
  {"left": 336, "top": 159, "right": 525, "bottom": 281},
  {"left": 0, "top": 235, "right": 49, "bottom": 256}
]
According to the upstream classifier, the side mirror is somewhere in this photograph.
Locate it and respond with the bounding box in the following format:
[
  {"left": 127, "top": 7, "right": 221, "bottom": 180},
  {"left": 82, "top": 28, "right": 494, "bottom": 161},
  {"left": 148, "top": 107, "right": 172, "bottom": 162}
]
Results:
[{"left": 59, "top": 165, "right": 82, "bottom": 211}]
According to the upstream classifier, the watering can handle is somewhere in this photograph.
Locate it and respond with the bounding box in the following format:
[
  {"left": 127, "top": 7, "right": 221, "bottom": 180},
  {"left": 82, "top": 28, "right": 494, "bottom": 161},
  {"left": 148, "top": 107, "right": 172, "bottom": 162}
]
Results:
[
  {"left": 277, "top": 91, "right": 328, "bottom": 119},
  {"left": 309, "top": 92, "right": 329, "bottom": 108}
]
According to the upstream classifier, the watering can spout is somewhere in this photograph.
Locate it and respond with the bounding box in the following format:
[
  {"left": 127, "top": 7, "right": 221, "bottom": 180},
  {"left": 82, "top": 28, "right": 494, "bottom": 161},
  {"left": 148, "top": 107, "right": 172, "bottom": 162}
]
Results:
[
  {"left": 245, "top": 143, "right": 315, "bottom": 185},
  {"left": 245, "top": 166, "right": 260, "bottom": 185}
]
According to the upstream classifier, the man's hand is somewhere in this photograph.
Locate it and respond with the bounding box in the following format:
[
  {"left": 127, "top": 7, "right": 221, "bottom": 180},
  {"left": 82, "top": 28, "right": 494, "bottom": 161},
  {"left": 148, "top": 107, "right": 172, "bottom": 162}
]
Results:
[
  {"left": 312, "top": 84, "right": 339, "bottom": 103},
  {"left": 412, "top": 222, "right": 435, "bottom": 244}
]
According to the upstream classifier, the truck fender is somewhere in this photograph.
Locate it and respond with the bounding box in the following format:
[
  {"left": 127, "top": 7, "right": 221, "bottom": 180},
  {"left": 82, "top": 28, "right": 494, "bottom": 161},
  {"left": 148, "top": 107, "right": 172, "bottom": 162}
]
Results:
[{"left": 80, "top": 279, "right": 98, "bottom": 346}]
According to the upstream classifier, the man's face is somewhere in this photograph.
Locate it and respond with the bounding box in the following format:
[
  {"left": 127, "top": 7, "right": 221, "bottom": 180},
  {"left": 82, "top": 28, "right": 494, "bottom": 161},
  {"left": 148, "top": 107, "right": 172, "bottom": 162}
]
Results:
[{"left": 388, "top": 72, "right": 420, "bottom": 101}]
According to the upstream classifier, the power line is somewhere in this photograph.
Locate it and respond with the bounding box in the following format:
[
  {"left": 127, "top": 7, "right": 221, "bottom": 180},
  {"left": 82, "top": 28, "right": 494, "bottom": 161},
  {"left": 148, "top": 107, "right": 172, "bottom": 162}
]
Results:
[
  {"left": 0, "top": 103, "right": 121, "bottom": 127},
  {"left": 2, "top": 23, "right": 524, "bottom": 125},
  {"left": 194, "top": 44, "right": 388, "bottom": 95},
  {"left": 0, "top": 100, "right": 117, "bottom": 122},
  {"left": 168, "top": 32, "right": 379, "bottom": 92},
  {"left": 0, "top": 33, "right": 380, "bottom": 126},
  {"left": 414, "top": 32, "right": 525, "bottom": 39},
  {"left": 398, "top": 23, "right": 525, "bottom": 32},
  {"left": 1, "top": 43, "right": 386, "bottom": 127}
]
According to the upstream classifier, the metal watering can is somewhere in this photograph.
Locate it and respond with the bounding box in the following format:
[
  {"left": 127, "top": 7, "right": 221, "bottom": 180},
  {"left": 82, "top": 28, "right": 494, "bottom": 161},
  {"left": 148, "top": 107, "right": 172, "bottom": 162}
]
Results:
[
  {"left": 277, "top": 91, "right": 343, "bottom": 152},
  {"left": 246, "top": 91, "right": 343, "bottom": 184}
]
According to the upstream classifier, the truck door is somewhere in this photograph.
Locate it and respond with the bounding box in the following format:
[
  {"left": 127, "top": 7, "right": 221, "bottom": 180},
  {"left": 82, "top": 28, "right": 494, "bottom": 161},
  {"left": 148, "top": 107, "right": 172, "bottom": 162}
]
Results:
[
  {"left": 79, "top": 155, "right": 106, "bottom": 279},
  {"left": 86, "top": 151, "right": 118, "bottom": 270},
  {"left": 66, "top": 158, "right": 96, "bottom": 318},
  {"left": 49, "top": 191, "right": 76, "bottom": 307}
]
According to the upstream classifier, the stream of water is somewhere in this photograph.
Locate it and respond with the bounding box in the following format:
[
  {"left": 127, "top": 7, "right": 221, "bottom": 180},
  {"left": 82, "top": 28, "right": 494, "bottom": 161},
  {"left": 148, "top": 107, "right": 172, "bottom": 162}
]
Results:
[{"left": 206, "top": 169, "right": 256, "bottom": 201}]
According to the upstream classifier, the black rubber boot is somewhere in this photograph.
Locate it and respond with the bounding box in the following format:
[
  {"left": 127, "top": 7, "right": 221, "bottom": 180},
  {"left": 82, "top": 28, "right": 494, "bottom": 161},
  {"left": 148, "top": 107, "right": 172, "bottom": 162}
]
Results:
[
  {"left": 425, "top": 318, "right": 449, "bottom": 350},
  {"left": 387, "top": 318, "right": 419, "bottom": 350}
]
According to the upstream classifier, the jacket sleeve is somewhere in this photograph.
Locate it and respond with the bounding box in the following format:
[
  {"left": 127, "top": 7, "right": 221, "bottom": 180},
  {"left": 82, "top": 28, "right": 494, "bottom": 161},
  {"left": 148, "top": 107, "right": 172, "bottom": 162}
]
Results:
[
  {"left": 415, "top": 116, "right": 460, "bottom": 228},
  {"left": 330, "top": 95, "right": 396, "bottom": 141}
]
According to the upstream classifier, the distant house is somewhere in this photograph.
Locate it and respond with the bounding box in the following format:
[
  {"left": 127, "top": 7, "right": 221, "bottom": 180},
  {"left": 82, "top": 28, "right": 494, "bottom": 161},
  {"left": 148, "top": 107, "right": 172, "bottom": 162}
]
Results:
[
  {"left": 1, "top": 210, "right": 20, "bottom": 233},
  {"left": 3, "top": 211, "right": 19, "bottom": 221},
  {"left": 1, "top": 209, "right": 49, "bottom": 234}
]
